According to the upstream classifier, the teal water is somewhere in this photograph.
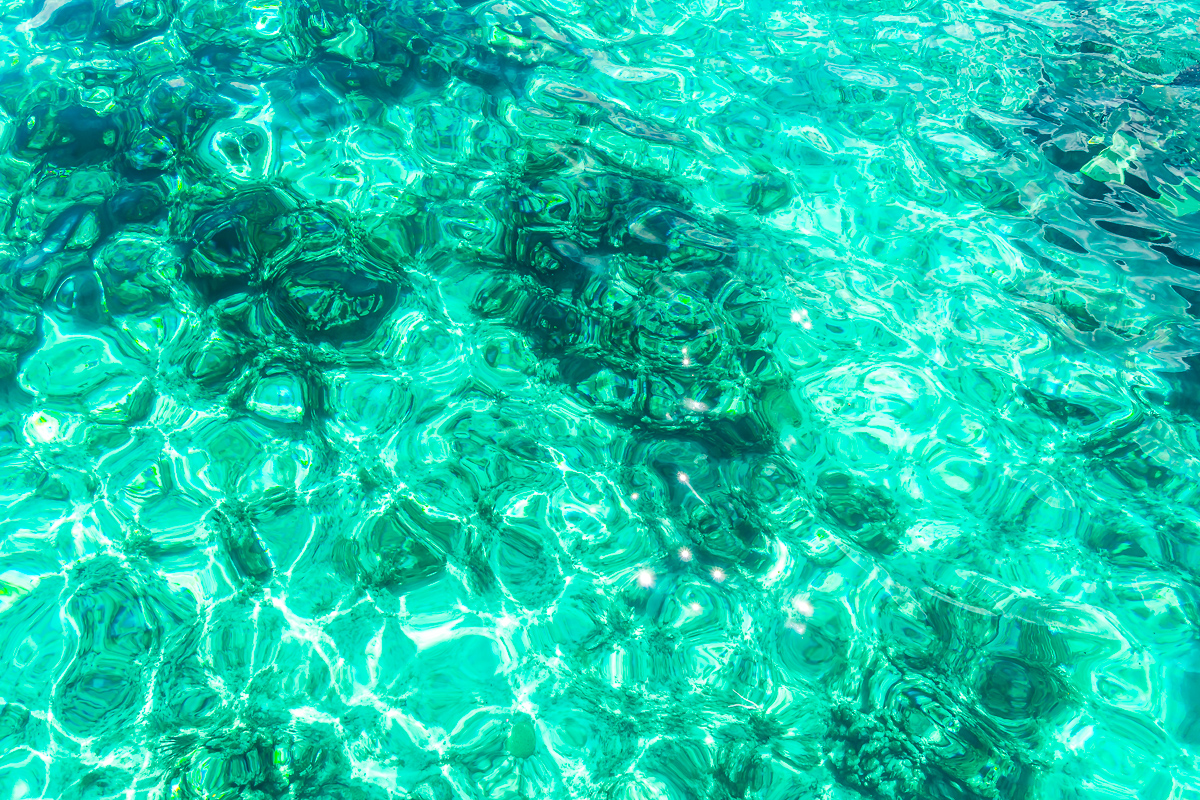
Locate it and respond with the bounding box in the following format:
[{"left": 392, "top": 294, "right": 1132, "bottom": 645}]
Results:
[{"left": 2, "top": 0, "right": 1200, "bottom": 798}]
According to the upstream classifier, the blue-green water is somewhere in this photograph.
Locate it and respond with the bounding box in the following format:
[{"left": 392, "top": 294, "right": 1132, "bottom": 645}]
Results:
[{"left": 2, "top": 0, "right": 1200, "bottom": 798}]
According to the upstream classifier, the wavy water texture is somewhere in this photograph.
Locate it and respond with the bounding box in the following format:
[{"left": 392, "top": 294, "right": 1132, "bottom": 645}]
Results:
[{"left": 1, "top": 0, "right": 1200, "bottom": 798}]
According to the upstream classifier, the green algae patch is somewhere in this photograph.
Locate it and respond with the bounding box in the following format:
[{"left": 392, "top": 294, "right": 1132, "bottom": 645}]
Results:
[{"left": 505, "top": 716, "right": 537, "bottom": 759}]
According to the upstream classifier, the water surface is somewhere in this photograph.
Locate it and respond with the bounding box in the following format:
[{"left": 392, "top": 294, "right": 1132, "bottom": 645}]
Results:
[{"left": 2, "top": 0, "right": 1200, "bottom": 798}]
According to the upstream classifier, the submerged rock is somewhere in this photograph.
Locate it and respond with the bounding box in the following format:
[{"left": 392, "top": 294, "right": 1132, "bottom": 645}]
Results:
[
  {"left": 505, "top": 715, "right": 536, "bottom": 759},
  {"left": 267, "top": 259, "right": 401, "bottom": 344}
]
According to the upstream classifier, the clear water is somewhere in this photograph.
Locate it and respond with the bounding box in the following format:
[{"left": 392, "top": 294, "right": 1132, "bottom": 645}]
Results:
[{"left": 2, "top": 0, "right": 1200, "bottom": 798}]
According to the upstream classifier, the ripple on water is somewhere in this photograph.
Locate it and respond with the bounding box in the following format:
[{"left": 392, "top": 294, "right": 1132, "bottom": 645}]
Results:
[{"left": 4, "top": 0, "right": 1200, "bottom": 797}]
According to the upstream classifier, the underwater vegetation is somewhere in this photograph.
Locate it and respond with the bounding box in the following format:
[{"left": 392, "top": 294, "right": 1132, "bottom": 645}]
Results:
[{"left": 1, "top": 0, "right": 1200, "bottom": 799}]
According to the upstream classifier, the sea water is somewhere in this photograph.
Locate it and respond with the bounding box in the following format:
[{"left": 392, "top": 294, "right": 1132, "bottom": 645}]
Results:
[{"left": 1, "top": 0, "right": 1200, "bottom": 798}]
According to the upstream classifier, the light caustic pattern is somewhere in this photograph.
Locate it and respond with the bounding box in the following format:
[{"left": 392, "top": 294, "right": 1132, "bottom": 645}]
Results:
[{"left": 1, "top": 0, "right": 1200, "bottom": 798}]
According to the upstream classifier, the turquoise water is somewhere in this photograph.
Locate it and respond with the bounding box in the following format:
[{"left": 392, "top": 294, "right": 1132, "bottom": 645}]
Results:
[{"left": 2, "top": 0, "right": 1200, "bottom": 798}]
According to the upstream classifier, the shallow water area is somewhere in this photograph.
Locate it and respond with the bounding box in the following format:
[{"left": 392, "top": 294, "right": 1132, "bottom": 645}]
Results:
[{"left": 2, "top": 0, "right": 1200, "bottom": 798}]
